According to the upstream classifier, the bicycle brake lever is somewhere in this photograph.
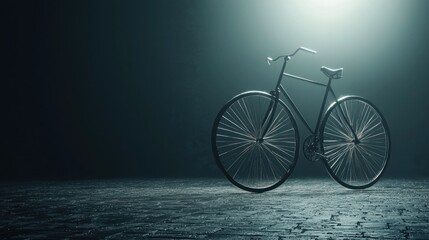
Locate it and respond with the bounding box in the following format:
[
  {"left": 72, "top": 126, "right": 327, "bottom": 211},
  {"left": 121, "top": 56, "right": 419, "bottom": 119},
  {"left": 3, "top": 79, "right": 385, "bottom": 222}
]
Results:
[{"left": 267, "top": 57, "right": 273, "bottom": 65}]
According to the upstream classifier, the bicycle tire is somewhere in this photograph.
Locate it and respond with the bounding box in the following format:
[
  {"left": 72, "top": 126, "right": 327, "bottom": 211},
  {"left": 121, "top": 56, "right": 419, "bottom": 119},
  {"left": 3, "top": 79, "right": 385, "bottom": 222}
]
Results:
[
  {"left": 212, "top": 91, "right": 299, "bottom": 193},
  {"left": 320, "top": 96, "right": 390, "bottom": 189}
]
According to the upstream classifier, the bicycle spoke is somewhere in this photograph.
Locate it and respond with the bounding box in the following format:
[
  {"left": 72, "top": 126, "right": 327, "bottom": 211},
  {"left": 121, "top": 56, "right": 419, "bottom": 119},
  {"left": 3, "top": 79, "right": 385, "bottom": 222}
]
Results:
[
  {"left": 261, "top": 144, "right": 292, "bottom": 170},
  {"left": 238, "top": 98, "right": 257, "bottom": 135},
  {"left": 224, "top": 110, "right": 254, "bottom": 138},
  {"left": 219, "top": 140, "right": 253, "bottom": 157},
  {"left": 262, "top": 145, "right": 282, "bottom": 177},
  {"left": 218, "top": 126, "right": 255, "bottom": 140},
  {"left": 227, "top": 142, "right": 254, "bottom": 172}
]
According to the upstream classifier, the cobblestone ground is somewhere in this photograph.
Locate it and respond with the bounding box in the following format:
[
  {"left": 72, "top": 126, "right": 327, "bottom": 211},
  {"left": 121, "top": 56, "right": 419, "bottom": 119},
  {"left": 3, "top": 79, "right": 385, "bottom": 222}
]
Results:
[{"left": 1, "top": 178, "right": 428, "bottom": 239}]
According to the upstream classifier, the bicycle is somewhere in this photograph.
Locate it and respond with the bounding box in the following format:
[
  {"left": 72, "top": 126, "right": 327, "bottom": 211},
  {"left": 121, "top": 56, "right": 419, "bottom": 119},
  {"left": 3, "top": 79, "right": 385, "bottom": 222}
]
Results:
[{"left": 211, "top": 47, "right": 390, "bottom": 193}]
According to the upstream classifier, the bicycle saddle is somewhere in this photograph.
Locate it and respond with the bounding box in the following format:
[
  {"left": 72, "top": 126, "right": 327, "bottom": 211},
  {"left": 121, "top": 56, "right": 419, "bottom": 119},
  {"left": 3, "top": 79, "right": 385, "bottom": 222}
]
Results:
[{"left": 321, "top": 66, "right": 343, "bottom": 79}]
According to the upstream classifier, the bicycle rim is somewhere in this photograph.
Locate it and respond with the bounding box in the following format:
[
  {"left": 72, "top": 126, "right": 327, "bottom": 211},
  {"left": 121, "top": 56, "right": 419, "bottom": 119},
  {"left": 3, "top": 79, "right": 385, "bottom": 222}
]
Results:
[
  {"left": 321, "top": 96, "right": 390, "bottom": 189},
  {"left": 212, "top": 91, "right": 299, "bottom": 192}
]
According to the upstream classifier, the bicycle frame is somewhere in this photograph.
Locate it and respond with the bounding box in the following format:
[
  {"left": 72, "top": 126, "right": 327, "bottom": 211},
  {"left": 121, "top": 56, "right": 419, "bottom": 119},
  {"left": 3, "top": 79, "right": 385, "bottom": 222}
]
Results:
[{"left": 262, "top": 56, "right": 353, "bottom": 140}]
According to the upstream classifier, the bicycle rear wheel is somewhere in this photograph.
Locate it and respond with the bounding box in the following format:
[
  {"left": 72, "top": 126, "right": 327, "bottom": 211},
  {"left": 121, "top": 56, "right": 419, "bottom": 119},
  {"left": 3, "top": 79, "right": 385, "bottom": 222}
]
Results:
[
  {"left": 212, "top": 91, "right": 299, "bottom": 193},
  {"left": 321, "top": 96, "right": 390, "bottom": 189}
]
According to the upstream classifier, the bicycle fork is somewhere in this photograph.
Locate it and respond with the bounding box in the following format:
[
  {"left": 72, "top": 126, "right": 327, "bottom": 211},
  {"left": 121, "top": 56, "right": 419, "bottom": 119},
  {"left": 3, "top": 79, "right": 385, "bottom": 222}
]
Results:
[
  {"left": 258, "top": 90, "right": 280, "bottom": 142},
  {"left": 259, "top": 56, "right": 288, "bottom": 142}
]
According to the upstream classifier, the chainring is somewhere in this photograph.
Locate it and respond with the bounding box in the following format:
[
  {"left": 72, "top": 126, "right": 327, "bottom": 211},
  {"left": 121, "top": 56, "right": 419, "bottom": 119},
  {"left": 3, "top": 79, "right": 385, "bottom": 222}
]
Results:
[{"left": 303, "top": 135, "right": 322, "bottom": 162}]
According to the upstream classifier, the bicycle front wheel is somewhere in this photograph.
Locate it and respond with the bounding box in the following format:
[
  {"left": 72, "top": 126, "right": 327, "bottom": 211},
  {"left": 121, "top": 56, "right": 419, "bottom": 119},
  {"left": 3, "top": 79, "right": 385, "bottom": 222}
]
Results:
[
  {"left": 321, "top": 96, "right": 390, "bottom": 189},
  {"left": 212, "top": 91, "right": 299, "bottom": 193}
]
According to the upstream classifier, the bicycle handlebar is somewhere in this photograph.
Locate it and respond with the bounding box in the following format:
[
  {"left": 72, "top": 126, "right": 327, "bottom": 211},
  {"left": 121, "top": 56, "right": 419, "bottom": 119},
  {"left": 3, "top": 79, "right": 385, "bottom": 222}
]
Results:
[
  {"left": 267, "top": 46, "right": 317, "bottom": 65},
  {"left": 291, "top": 47, "right": 317, "bottom": 56}
]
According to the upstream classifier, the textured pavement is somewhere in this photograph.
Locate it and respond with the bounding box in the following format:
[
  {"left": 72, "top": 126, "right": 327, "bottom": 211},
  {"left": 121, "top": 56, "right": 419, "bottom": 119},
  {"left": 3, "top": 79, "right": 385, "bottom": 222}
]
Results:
[{"left": 1, "top": 178, "right": 428, "bottom": 239}]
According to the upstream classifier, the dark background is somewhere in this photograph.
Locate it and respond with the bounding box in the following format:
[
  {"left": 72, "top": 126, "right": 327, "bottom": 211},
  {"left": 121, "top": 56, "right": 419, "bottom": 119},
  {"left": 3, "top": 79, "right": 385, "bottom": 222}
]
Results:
[{"left": 3, "top": 0, "right": 429, "bottom": 180}]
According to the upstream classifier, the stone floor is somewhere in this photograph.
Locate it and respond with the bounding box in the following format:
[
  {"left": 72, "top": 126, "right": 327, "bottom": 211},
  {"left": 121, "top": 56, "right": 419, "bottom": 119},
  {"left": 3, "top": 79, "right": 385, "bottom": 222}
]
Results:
[{"left": 1, "top": 178, "right": 428, "bottom": 239}]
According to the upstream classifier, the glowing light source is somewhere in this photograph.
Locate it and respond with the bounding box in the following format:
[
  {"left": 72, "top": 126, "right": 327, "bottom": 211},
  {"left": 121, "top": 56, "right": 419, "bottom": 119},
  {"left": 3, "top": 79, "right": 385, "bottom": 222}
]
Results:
[{"left": 293, "top": 0, "right": 360, "bottom": 23}]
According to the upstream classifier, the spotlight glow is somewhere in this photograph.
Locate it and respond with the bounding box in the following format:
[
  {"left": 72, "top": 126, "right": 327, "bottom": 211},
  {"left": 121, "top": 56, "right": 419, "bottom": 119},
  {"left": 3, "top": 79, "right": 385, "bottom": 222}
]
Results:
[{"left": 293, "top": 0, "right": 360, "bottom": 23}]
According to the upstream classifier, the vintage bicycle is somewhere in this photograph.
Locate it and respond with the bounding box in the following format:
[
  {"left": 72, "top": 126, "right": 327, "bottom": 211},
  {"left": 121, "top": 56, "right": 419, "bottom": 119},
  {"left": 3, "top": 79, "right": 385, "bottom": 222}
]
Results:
[{"left": 211, "top": 47, "right": 390, "bottom": 193}]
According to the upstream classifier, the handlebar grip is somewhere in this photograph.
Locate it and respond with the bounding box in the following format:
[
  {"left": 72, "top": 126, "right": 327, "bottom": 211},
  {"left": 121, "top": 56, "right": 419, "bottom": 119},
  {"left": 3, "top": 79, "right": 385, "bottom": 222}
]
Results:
[{"left": 300, "top": 47, "right": 317, "bottom": 54}]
